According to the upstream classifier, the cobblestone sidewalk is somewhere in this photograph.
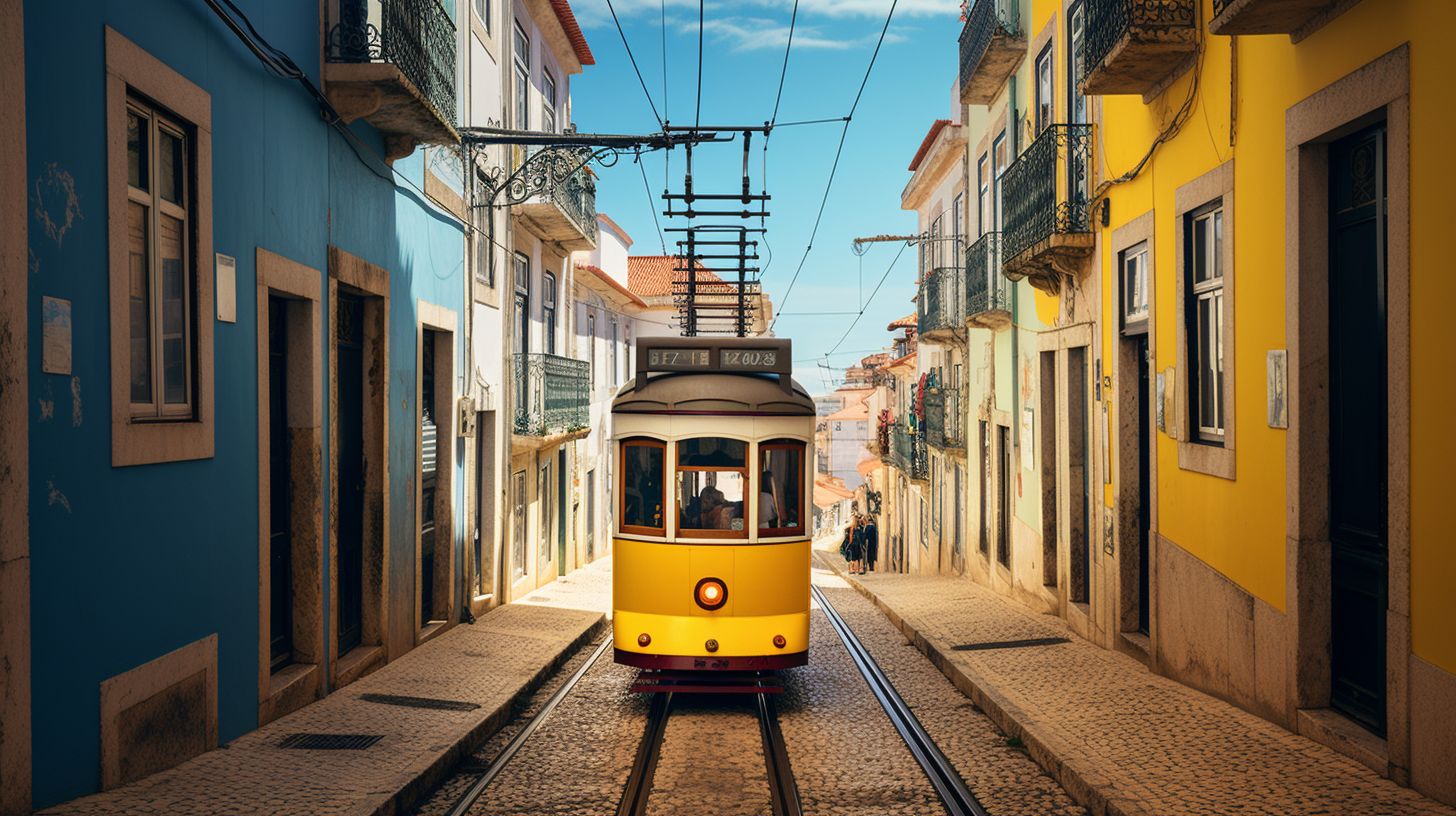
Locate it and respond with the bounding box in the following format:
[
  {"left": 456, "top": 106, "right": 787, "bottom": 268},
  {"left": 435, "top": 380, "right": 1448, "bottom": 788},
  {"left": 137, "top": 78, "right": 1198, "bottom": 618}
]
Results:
[
  {"left": 813, "top": 544, "right": 1454, "bottom": 816},
  {"left": 41, "top": 559, "right": 615, "bottom": 816}
]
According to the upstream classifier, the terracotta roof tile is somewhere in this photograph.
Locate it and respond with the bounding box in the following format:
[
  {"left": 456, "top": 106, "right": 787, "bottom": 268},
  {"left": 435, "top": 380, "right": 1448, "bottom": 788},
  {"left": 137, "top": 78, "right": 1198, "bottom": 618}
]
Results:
[
  {"left": 627, "top": 255, "right": 731, "bottom": 297},
  {"left": 549, "top": 0, "right": 594, "bottom": 66},
  {"left": 576, "top": 263, "right": 647, "bottom": 308},
  {"left": 909, "top": 119, "right": 956, "bottom": 172}
]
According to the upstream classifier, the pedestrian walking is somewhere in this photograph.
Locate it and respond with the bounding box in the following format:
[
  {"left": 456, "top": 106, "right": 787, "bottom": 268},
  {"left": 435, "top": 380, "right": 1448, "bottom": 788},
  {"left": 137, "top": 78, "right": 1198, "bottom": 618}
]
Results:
[
  {"left": 840, "top": 519, "right": 855, "bottom": 564},
  {"left": 849, "top": 514, "right": 868, "bottom": 574},
  {"left": 864, "top": 516, "right": 879, "bottom": 573}
]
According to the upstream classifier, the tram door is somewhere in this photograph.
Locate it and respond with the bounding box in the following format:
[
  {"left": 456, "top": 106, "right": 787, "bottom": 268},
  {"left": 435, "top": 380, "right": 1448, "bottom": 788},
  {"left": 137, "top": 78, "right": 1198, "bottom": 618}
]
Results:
[
  {"left": 336, "top": 292, "right": 365, "bottom": 655},
  {"left": 1328, "top": 123, "right": 1388, "bottom": 736}
]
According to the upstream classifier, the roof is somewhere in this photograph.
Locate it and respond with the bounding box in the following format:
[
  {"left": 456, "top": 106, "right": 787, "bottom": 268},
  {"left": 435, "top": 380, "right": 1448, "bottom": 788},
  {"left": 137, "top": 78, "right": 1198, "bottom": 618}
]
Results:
[
  {"left": 908, "top": 119, "right": 955, "bottom": 172},
  {"left": 887, "top": 313, "right": 917, "bottom": 331},
  {"left": 549, "top": 0, "right": 595, "bottom": 66},
  {"left": 857, "top": 457, "right": 880, "bottom": 479},
  {"left": 813, "top": 477, "right": 856, "bottom": 509},
  {"left": 627, "top": 255, "right": 731, "bottom": 297},
  {"left": 888, "top": 351, "right": 917, "bottom": 369},
  {"left": 860, "top": 352, "right": 892, "bottom": 368},
  {"left": 825, "top": 401, "right": 869, "bottom": 422},
  {"left": 597, "top": 213, "right": 632, "bottom": 247},
  {"left": 575, "top": 263, "right": 647, "bottom": 308}
]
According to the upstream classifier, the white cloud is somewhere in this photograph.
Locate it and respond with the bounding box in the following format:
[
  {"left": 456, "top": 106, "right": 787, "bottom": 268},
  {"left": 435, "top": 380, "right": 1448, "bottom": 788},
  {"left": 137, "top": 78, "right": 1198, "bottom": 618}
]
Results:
[{"left": 574, "top": 0, "right": 958, "bottom": 29}]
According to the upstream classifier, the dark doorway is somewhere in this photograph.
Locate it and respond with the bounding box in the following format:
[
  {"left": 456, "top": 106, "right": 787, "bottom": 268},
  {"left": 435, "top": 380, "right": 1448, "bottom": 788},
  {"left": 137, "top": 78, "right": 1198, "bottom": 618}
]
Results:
[
  {"left": 997, "top": 425, "right": 1011, "bottom": 568},
  {"left": 1328, "top": 122, "right": 1388, "bottom": 736},
  {"left": 979, "top": 421, "right": 990, "bottom": 557},
  {"left": 336, "top": 292, "right": 365, "bottom": 655},
  {"left": 556, "top": 448, "right": 568, "bottom": 576},
  {"left": 420, "top": 329, "right": 440, "bottom": 625},
  {"left": 268, "top": 296, "right": 293, "bottom": 671},
  {"left": 474, "top": 412, "right": 497, "bottom": 602},
  {"left": 1135, "top": 334, "right": 1151, "bottom": 634},
  {"left": 1068, "top": 347, "right": 1090, "bottom": 605}
]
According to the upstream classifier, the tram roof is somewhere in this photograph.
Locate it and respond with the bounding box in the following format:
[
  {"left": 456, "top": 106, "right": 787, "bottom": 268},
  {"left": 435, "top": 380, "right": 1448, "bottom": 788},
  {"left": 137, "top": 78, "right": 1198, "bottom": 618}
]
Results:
[{"left": 611, "top": 371, "right": 815, "bottom": 416}]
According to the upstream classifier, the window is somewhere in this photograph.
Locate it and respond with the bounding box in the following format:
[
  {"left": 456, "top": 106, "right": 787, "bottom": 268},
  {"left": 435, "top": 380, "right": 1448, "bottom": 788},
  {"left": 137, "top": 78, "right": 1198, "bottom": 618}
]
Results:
[
  {"left": 677, "top": 438, "right": 748, "bottom": 537},
  {"left": 513, "top": 253, "right": 529, "bottom": 355},
  {"left": 1186, "top": 202, "right": 1225, "bottom": 443},
  {"left": 624, "top": 325, "right": 632, "bottom": 380},
  {"left": 1121, "top": 240, "right": 1149, "bottom": 332},
  {"left": 474, "top": 0, "right": 490, "bottom": 33},
  {"left": 126, "top": 98, "right": 194, "bottom": 419},
  {"left": 759, "top": 441, "right": 805, "bottom": 536},
  {"left": 542, "top": 72, "right": 558, "bottom": 134},
  {"left": 1035, "top": 44, "right": 1054, "bottom": 135},
  {"left": 977, "top": 154, "right": 990, "bottom": 237},
  {"left": 620, "top": 438, "right": 665, "bottom": 534},
  {"left": 512, "top": 471, "right": 526, "bottom": 578},
  {"left": 586, "top": 311, "right": 596, "bottom": 388},
  {"left": 952, "top": 193, "right": 964, "bottom": 255},
  {"left": 473, "top": 170, "right": 492, "bottom": 287},
  {"left": 539, "top": 458, "right": 554, "bottom": 565},
  {"left": 1068, "top": 3, "right": 1087, "bottom": 126},
  {"left": 543, "top": 272, "right": 557, "bottom": 354},
  {"left": 610, "top": 317, "right": 620, "bottom": 386},
  {"left": 993, "top": 132, "right": 1008, "bottom": 233},
  {"left": 513, "top": 22, "right": 530, "bottom": 131}
]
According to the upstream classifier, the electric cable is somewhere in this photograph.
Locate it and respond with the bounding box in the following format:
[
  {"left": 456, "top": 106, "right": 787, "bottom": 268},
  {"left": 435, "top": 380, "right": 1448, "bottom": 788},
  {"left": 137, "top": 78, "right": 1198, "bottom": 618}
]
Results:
[
  {"left": 605, "top": 0, "right": 665, "bottom": 128},
  {"left": 824, "top": 240, "right": 908, "bottom": 358},
  {"left": 695, "top": 0, "right": 705, "bottom": 129},
  {"left": 636, "top": 150, "right": 668, "bottom": 254},
  {"left": 769, "top": 0, "right": 800, "bottom": 127}
]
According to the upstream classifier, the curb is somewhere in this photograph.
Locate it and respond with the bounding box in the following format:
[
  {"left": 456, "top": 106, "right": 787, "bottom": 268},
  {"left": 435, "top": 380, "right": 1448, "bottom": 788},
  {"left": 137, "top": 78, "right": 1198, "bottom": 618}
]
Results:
[
  {"left": 380, "top": 614, "right": 610, "bottom": 816},
  {"left": 813, "top": 552, "right": 1143, "bottom": 816}
]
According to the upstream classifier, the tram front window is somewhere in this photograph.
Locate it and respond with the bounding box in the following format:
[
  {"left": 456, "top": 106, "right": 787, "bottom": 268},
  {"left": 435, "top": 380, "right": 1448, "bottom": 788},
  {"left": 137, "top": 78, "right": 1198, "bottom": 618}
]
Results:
[
  {"left": 678, "top": 438, "right": 748, "bottom": 535},
  {"left": 759, "top": 441, "right": 805, "bottom": 535},
  {"left": 621, "top": 438, "right": 666, "bottom": 534}
]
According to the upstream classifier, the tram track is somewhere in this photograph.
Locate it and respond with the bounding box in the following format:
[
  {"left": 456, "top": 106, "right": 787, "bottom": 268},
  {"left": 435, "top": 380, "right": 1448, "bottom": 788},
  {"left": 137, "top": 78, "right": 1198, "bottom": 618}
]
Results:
[{"left": 811, "top": 583, "right": 990, "bottom": 816}]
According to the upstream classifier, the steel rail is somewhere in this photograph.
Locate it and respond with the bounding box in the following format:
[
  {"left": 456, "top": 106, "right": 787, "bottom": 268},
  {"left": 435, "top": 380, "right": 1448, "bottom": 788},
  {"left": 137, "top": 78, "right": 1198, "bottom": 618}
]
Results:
[
  {"left": 615, "top": 692, "right": 674, "bottom": 816},
  {"left": 444, "top": 636, "right": 614, "bottom": 816},
  {"left": 810, "top": 584, "right": 989, "bottom": 816},
  {"left": 756, "top": 693, "right": 804, "bottom": 816}
]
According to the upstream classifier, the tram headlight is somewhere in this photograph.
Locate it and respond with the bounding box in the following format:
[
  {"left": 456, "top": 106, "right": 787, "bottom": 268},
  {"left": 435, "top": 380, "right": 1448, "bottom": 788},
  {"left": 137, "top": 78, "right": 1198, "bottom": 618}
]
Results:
[
  {"left": 637, "top": 633, "right": 652, "bottom": 647},
  {"left": 773, "top": 634, "right": 787, "bottom": 649},
  {"left": 694, "top": 577, "right": 728, "bottom": 611}
]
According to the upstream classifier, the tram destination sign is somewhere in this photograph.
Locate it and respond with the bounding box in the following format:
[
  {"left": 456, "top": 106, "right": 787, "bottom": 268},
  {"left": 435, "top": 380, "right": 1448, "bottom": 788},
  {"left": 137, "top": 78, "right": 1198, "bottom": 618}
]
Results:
[{"left": 637, "top": 338, "right": 792, "bottom": 376}]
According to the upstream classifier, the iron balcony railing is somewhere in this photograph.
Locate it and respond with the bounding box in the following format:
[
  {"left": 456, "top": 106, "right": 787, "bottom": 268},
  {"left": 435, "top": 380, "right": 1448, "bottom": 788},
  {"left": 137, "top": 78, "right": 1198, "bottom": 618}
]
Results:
[
  {"left": 327, "top": 0, "right": 458, "bottom": 127},
  {"left": 965, "top": 233, "right": 1012, "bottom": 317},
  {"left": 1081, "top": 0, "right": 1198, "bottom": 89},
  {"left": 959, "top": 0, "right": 1020, "bottom": 93},
  {"left": 924, "top": 387, "right": 964, "bottom": 450},
  {"left": 917, "top": 265, "right": 965, "bottom": 336},
  {"left": 1001, "top": 124, "right": 1094, "bottom": 266},
  {"left": 554, "top": 161, "right": 599, "bottom": 244},
  {"left": 513, "top": 353, "right": 590, "bottom": 436}
]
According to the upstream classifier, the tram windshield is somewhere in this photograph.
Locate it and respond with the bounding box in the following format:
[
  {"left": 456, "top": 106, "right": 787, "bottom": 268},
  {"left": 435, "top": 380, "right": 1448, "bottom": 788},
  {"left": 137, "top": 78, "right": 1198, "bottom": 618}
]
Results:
[
  {"left": 759, "top": 441, "right": 805, "bottom": 535},
  {"left": 620, "top": 439, "right": 665, "bottom": 533},
  {"left": 677, "top": 438, "right": 748, "bottom": 535}
]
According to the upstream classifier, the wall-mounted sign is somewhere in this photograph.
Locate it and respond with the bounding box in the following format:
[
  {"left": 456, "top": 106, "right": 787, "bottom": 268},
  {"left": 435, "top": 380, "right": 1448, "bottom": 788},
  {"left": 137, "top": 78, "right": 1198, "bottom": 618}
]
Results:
[
  {"left": 216, "top": 253, "right": 236, "bottom": 323},
  {"left": 41, "top": 296, "right": 71, "bottom": 375},
  {"left": 1267, "top": 350, "right": 1288, "bottom": 429}
]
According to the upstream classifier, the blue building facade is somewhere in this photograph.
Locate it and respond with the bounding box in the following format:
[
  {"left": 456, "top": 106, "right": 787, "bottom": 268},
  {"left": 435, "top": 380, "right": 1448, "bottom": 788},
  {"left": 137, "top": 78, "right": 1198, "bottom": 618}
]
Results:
[{"left": 19, "top": 0, "right": 468, "bottom": 807}]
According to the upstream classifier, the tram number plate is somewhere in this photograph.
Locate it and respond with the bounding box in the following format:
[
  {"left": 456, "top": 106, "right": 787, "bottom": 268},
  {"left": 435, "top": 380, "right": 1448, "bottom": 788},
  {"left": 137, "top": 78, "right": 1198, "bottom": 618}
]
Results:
[
  {"left": 648, "top": 348, "right": 711, "bottom": 368},
  {"left": 722, "top": 349, "right": 778, "bottom": 370}
]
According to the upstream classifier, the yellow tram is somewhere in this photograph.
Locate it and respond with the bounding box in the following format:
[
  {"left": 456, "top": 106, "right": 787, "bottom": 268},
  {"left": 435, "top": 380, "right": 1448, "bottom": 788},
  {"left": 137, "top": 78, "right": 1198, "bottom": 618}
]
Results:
[{"left": 611, "top": 337, "right": 815, "bottom": 672}]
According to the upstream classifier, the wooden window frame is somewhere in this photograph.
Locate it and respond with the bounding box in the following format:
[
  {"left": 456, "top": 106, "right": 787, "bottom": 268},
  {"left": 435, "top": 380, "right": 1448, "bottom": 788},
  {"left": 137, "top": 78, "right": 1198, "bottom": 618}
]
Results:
[
  {"left": 1035, "top": 43, "right": 1055, "bottom": 135},
  {"left": 1186, "top": 202, "right": 1226, "bottom": 444},
  {"left": 543, "top": 271, "right": 556, "bottom": 354},
  {"left": 542, "top": 71, "right": 557, "bottom": 134},
  {"left": 1121, "top": 239, "right": 1150, "bottom": 335},
  {"left": 106, "top": 27, "right": 214, "bottom": 466},
  {"left": 758, "top": 440, "right": 807, "bottom": 538},
  {"left": 675, "top": 438, "right": 750, "bottom": 540},
  {"left": 512, "top": 21, "right": 530, "bottom": 132},
  {"left": 618, "top": 437, "right": 667, "bottom": 537}
]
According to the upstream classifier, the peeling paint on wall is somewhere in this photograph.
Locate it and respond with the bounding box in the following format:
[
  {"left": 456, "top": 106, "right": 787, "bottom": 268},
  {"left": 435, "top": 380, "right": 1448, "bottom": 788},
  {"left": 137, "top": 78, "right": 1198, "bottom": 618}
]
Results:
[
  {"left": 46, "top": 480, "right": 71, "bottom": 513},
  {"left": 32, "top": 163, "right": 82, "bottom": 246}
]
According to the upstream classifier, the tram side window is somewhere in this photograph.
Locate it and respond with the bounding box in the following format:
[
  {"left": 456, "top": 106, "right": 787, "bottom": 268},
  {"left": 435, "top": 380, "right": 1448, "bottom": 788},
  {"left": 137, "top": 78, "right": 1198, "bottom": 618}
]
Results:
[
  {"left": 677, "top": 438, "right": 748, "bottom": 536},
  {"left": 759, "top": 441, "right": 805, "bottom": 535},
  {"left": 621, "top": 439, "right": 666, "bottom": 534}
]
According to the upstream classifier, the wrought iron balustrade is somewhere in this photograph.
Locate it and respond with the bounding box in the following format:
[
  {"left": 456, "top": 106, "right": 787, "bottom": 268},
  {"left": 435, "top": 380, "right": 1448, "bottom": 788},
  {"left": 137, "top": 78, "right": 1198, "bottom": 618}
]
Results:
[
  {"left": 918, "top": 265, "right": 965, "bottom": 337},
  {"left": 924, "top": 387, "right": 965, "bottom": 450},
  {"left": 513, "top": 353, "right": 590, "bottom": 437},
  {"left": 328, "top": 0, "right": 458, "bottom": 127},
  {"left": 959, "top": 0, "right": 1022, "bottom": 104},
  {"left": 909, "top": 429, "right": 929, "bottom": 481},
  {"left": 1081, "top": 0, "right": 1197, "bottom": 91},
  {"left": 965, "top": 233, "right": 1012, "bottom": 317},
  {"left": 1001, "top": 124, "right": 1094, "bottom": 267}
]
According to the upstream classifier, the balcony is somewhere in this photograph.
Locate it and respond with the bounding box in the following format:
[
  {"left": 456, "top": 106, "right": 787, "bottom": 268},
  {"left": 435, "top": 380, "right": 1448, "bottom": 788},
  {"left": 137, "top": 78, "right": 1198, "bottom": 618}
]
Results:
[
  {"left": 959, "top": 0, "right": 1026, "bottom": 105},
  {"left": 917, "top": 265, "right": 966, "bottom": 344},
  {"left": 1001, "top": 124, "right": 1095, "bottom": 293},
  {"left": 874, "top": 412, "right": 893, "bottom": 458},
  {"left": 1210, "top": 0, "right": 1347, "bottom": 36},
  {"left": 514, "top": 149, "right": 600, "bottom": 251},
  {"left": 924, "top": 387, "right": 964, "bottom": 451},
  {"left": 964, "top": 233, "right": 1012, "bottom": 329},
  {"left": 513, "top": 353, "right": 590, "bottom": 440},
  {"left": 1081, "top": 0, "right": 1198, "bottom": 97},
  {"left": 325, "top": 0, "right": 459, "bottom": 157},
  {"left": 889, "top": 425, "right": 928, "bottom": 481}
]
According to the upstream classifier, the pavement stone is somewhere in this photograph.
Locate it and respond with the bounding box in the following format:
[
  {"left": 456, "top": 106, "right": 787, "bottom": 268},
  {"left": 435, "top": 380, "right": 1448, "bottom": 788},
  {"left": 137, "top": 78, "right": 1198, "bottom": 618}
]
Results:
[
  {"left": 40, "top": 559, "right": 615, "bottom": 816},
  {"left": 813, "top": 539, "right": 1456, "bottom": 816}
]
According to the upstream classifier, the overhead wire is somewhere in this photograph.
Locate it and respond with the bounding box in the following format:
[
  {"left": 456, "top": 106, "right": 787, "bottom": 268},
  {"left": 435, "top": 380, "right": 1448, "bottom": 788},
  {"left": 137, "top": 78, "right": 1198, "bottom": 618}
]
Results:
[
  {"left": 768, "top": 0, "right": 900, "bottom": 331},
  {"left": 636, "top": 150, "right": 668, "bottom": 254},
  {"left": 695, "top": 0, "right": 705, "bottom": 129},
  {"left": 769, "top": 0, "right": 800, "bottom": 127},
  {"left": 824, "top": 240, "right": 908, "bottom": 357},
  {"left": 605, "top": 0, "right": 665, "bottom": 128}
]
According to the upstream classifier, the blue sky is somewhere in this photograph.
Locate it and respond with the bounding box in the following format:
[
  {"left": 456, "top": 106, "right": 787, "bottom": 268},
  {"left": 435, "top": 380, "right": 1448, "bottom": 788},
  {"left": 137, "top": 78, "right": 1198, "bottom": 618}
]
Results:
[{"left": 568, "top": 0, "right": 961, "bottom": 392}]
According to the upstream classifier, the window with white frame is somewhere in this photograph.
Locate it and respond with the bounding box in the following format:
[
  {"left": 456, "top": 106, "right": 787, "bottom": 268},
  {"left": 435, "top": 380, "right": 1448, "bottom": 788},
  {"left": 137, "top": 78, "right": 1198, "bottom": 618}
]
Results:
[
  {"left": 952, "top": 193, "right": 964, "bottom": 256},
  {"left": 126, "top": 97, "right": 194, "bottom": 419},
  {"left": 543, "top": 272, "right": 557, "bottom": 354},
  {"left": 474, "top": 0, "right": 490, "bottom": 33},
  {"left": 1121, "top": 240, "right": 1149, "bottom": 332},
  {"left": 610, "top": 317, "right": 619, "bottom": 386},
  {"left": 993, "top": 132, "right": 1008, "bottom": 233},
  {"left": 977, "top": 154, "right": 990, "bottom": 237},
  {"left": 1035, "top": 44, "right": 1054, "bottom": 135},
  {"left": 1185, "top": 202, "right": 1225, "bottom": 443},
  {"left": 473, "top": 169, "right": 492, "bottom": 287},
  {"left": 586, "top": 310, "right": 596, "bottom": 388},
  {"left": 542, "top": 72, "right": 558, "bottom": 134},
  {"left": 513, "top": 22, "right": 530, "bottom": 132}
]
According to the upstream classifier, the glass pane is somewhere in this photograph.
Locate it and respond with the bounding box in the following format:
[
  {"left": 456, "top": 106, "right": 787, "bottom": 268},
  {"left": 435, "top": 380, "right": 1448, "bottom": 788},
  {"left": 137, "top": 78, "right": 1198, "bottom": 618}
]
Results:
[
  {"left": 1198, "top": 296, "right": 1215, "bottom": 430},
  {"left": 128, "top": 201, "right": 152, "bottom": 404},
  {"left": 1214, "top": 290, "right": 1225, "bottom": 429},
  {"left": 1193, "top": 215, "right": 1209, "bottom": 283},
  {"left": 159, "top": 214, "right": 188, "bottom": 405},
  {"left": 678, "top": 438, "right": 746, "bottom": 468},
  {"left": 679, "top": 470, "right": 746, "bottom": 532},
  {"left": 127, "top": 111, "right": 148, "bottom": 191},
  {"left": 621, "top": 443, "right": 664, "bottom": 530},
  {"left": 1212, "top": 209, "right": 1224, "bottom": 280},
  {"left": 159, "top": 128, "right": 184, "bottom": 205},
  {"left": 759, "top": 445, "right": 804, "bottom": 530}
]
